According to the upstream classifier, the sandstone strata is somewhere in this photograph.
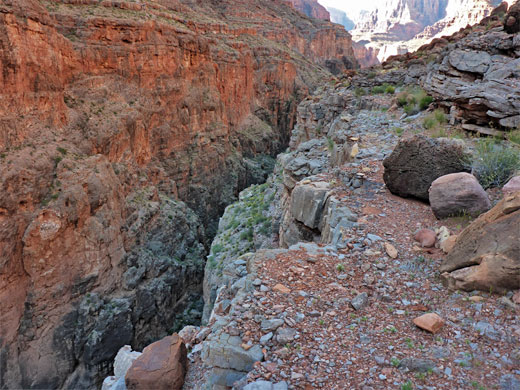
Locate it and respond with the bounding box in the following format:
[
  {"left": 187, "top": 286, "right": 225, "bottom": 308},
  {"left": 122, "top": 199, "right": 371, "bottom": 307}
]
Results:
[
  {"left": 0, "top": 0, "right": 357, "bottom": 388},
  {"left": 440, "top": 191, "right": 520, "bottom": 292}
]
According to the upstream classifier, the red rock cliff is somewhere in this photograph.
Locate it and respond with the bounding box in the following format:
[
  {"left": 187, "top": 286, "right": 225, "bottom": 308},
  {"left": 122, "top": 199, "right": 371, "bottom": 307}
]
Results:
[{"left": 0, "top": 0, "right": 357, "bottom": 388}]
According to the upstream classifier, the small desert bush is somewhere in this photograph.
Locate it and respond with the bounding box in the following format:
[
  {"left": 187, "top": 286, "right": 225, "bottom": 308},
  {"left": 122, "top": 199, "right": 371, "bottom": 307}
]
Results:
[
  {"left": 471, "top": 139, "right": 520, "bottom": 189},
  {"left": 354, "top": 87, "right": 366, "bottom": 97},
  {"left": 397, "top": 87, "right": 433, "bottom": 115},
  {"left": 507, "top": 129, "right": 520, "bottom": 145},
  {"left": 423, "top": 109, "right": 447, "bottom": 130},
  {"left": 371, "top": 83, "right": 396, "bottom": 95}
]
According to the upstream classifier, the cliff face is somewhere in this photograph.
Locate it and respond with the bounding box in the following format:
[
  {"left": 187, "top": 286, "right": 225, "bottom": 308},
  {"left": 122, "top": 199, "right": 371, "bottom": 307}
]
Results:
[
  {"left": 285, "top": 0, "right": 330, "bottom": 20},
  {"left": 0, "top": 0, "right": 357, "bottom": 388},
  {"left": 327, "top": 6, "right": 356, "bottom": 30},
  {"left": 352, "top": 0, "right": 502, "bottom": 61}
]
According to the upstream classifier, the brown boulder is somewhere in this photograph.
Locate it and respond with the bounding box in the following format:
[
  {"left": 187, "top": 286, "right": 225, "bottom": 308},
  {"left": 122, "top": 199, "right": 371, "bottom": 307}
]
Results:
[
  {"left": 429, "top": 173, "right": 491, "bottom": 219},
  {"left": 505, "top": 1, "right": 520, "bottom": 34},
  {"left": 414, "top": 229, "right": 436, "bottom": 248},
  {"left": 503, "top": 176, "right": 520, "bottom": 194},
  {"left": 440, "top": 192, "right": 520, "bottom": 292},
  {"left": 383, "top": 135, "right": 471, "bottom": 201},
  {"left": 413, "top": 313, "right": 445, "bottom": 334},
  {"left": 126, "top": 334, "right": 187, "bottom": 390}
]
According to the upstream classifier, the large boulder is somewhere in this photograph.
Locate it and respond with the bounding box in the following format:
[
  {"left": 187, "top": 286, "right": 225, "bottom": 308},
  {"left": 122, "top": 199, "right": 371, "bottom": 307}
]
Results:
[
  {"left": 429, "top": 172, "right": 491, "bottom": 219},
  {"left": 125, "top": 334, "right": 187, "bottom": 390},
  {"left": 383, "top": 135, "right": 471, "bottom": 201},
  {"left": 503, "top": 176, "right": 520, "bottom": 194},
  {"left": 440, "top": 191, "right": 520, "bottom": 292},
  {"left": 504, "top": 1, "right": 520, "bottom": 34}
]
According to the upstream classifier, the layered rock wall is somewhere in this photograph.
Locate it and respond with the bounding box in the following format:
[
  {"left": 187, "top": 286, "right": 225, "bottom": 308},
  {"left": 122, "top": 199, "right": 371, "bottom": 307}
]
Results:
[{"left": 0, "top": 0, "right": 357, "bottom": 388}]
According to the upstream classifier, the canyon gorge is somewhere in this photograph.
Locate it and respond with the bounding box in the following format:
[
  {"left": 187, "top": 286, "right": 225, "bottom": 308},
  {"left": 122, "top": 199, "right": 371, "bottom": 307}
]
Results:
[
  {"left": 1, "top": 0, "right": 519, "bottom": 390},
  {"left": 0, "top": 0, "right": 357, "bottom": 388},
  {"left": 351, "top": 0, "right": 505, "bottom": 61}
]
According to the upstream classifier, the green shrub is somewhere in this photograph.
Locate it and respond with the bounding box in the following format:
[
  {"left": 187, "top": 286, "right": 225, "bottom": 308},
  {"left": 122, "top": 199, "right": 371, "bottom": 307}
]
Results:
[
  {"left": 404, "top": 104, "right": 417, "bottom": 116},
  {"left": 423, "top": 116, "right": 437, "bottom": 129},
  {"left": 423, "top": 109, "right": 447, "bottom": 130},
  {"left": 354, "top": 87, "right": 366, "bottom": 97},
  {"left": 419, "top": 95, "right": 433, "bottom": 110},
  {"left": 507, "top": 129, "right": 520, "bottom": 145},
  {"left": 398, "top": 87, "right": 433, "bottom": 114},
  {"left": 397, "top": 93, "right": 408, "bottom": 107},
  {"left": 394, "top": 127, "right": 404, "bottom": 136},
  {"left": 401, "top": 381, "right": 414, "bottom": 390},
  {"left": 385, "top": 85, "right": 395, "bottom": 94},
  {"left": 471, "top": 139, "right": 520, "bottom": 189},
  {"left": 371, "top": 85, "right": 386, "bottom": 94},
  {"left": 434, "top": 109, "right": 447, "bottom": 124},
  {"left": 327, "top": 137, "right": 335, "bottom": 151}
]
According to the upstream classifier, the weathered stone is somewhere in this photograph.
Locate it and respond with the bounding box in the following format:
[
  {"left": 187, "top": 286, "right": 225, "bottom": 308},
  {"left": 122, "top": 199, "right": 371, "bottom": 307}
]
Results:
[
  {"left": 201, "top": 333, "right": 263, "bottom": 372},
  {"left": 440, "top": 235, "right": 458, "bottom": 254},
  {"left": 383, "top": 135, "right": 471, "bottom": 201},
  {"left": 413, "top": 313, "right": 445, "bottom": 334},
  {"left": 448, "top": 50, "right": 491, "bottom": 74},
  {"left": 414, "top": 229, "right": 436, "bottom": 248},
  {"left": 503, "top": 176, "right": 520, "bottom": 194},
  {"left": 399, "top": 357, "right": 436, "bottom": 372},
  {"left": 505, "top": 1, "right": 520, "bottom": 34},
  {"left": 113, "top": 346, "right": 141, "bottom": 379},
  {"left": 429, "top": 173, "right": 491, "bottom": 219},
  {"left": 351, "top": 292, "right": 369, "bottom": 310},
  {"left": 261, "top": 319, "right": 285, "bottom": 332},
  {"left": 125, "top": 334, "right": 187, "bottom": 390},
  {"left": 276, "top": 327, "right": 298, "bottom": 344},
  {"left": 384, "top": 242, "right": 398, "bottom": 258},
  {"left": 272, "top": 284, "right": 291, "bottom": 294},
  {"left": 441, "top": 192, "right": 520, "bottom": 292},
  {"left": 290, "top": 181, "right": 330, "bottom": 229},
  {"left": 243, "top": 380, "right": 289, "bottom": 390}
]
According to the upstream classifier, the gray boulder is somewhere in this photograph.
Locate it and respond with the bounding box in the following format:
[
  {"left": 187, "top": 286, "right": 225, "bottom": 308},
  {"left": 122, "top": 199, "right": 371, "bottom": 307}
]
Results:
[{"left": 383, "top": 135, "right": 471, "bottom": 201}]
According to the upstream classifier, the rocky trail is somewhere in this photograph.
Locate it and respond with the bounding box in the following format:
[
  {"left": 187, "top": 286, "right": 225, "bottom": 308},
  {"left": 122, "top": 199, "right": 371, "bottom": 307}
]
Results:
[{"left": 105, "top": 81, "right": 519, "bottom": 389}]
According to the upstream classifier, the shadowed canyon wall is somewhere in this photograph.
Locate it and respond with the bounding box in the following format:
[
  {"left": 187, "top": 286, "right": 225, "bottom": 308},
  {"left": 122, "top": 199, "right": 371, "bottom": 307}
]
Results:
[{"left": 0, "top": 0, "right": 357, "bottom": 388}]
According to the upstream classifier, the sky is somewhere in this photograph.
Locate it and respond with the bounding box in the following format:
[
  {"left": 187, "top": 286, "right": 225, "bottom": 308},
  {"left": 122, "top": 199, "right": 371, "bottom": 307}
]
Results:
[{"left": 317, "top": 0, "right": 378, "bottom": 19}]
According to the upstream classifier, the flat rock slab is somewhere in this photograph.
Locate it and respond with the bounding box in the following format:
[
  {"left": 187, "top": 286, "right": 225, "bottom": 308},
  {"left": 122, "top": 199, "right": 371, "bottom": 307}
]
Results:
[{"left": 413, "top": 313, "right": 445, "bottom": 334}]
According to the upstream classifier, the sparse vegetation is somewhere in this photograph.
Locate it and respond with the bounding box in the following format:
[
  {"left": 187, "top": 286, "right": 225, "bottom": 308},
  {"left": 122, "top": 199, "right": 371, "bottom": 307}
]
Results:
[
  {"left": 401, "top": 381, "right": 414, "bottom": 390},
  {"left": 397, "top": 87, "right": 434, "bottom": 116},
  {"left": 354, "top": 87, "right": 367, "bottom": 97},
  {"left": 507, "top": 129, "right": 520, "bottom": 145},
  {"left": 471, "top": 139, "right": 520, "bottom": 188},
  {"left": 371, "top": 83, "right": 396, "bottom": 95}
]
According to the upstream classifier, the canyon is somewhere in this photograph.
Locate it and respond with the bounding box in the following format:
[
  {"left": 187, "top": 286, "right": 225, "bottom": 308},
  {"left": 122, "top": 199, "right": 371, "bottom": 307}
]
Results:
[
  {"left": 1, "top": 0, "right": 519, "bottom": 389},
  {"left": 0, "top": 0, "right": 357, "bottom": 388},
  {"left": 351, "top": 0, "right": 504, "bottom": 61}
]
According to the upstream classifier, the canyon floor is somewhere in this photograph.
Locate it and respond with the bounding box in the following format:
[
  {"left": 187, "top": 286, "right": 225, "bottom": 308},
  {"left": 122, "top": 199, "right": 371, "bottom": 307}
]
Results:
[{"left": 179, "top": 90, "right": 520, "bottom": 390}]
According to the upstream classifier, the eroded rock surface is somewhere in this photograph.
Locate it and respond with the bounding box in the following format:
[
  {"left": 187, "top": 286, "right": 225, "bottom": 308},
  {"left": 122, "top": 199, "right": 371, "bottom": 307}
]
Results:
[
  {"left": 0, "top": 0, "right": 358, "bottom": 388},
  {"left": 429, "top": 172, "right": 491, "bottom": 219},
  {"left": 441, "top": 191, "right": 520, "bottom": 292},
  {"left": 383, "top": 135, "right": 471, "bottom": 201}
]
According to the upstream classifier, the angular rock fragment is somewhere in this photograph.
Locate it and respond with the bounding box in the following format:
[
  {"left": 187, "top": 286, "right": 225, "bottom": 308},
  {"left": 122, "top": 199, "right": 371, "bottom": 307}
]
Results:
[
  {"left": 413, "top": 313, "right": 445, "bottom": 334},
  {"left": 126, "top": 334, "right": 187, "bottom": 390},
  {"left": 414, "top": 229, "right": 436, "bottom": 248}
]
